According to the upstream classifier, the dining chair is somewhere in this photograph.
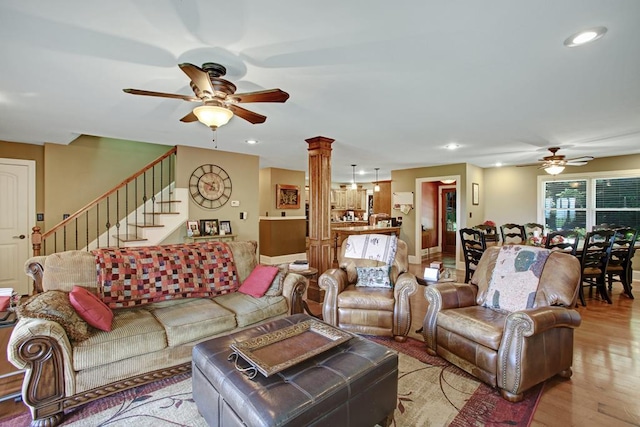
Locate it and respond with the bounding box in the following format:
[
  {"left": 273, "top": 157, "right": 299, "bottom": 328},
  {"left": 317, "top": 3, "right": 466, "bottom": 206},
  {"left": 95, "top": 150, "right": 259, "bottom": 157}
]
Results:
[
  {"left": 500, "top": 223, "right": 526, "bottom": 245},
  {"left": 524, "top": 223, "right": 545, "bottom": 239},
  {"left": 545, "top": 230, "right": 580, "bottom": 256},
  {"left": 606, "top": 227, "right": 637, "bottom": 299},
  {"left": 459, "top": 228, "right": 486, "bottom": 283},
  {"left": 474, "top": 224, "right": 499, "bottom": 245},
  {"left": 578, "top": 230, "right": 616, "bottom": 306}
]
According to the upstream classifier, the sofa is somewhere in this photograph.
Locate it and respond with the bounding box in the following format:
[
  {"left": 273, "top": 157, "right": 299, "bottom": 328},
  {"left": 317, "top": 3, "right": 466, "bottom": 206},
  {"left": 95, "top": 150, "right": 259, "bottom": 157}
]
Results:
[{"left": 8, "top": 241, "right": 307, "bottom": 427}]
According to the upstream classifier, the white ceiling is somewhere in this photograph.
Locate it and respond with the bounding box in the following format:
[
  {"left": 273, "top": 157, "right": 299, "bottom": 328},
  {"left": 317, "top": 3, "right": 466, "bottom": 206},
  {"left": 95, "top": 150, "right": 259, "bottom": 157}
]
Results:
[{"left": 1, "top": 1, "right": 639, "bottom": 183}]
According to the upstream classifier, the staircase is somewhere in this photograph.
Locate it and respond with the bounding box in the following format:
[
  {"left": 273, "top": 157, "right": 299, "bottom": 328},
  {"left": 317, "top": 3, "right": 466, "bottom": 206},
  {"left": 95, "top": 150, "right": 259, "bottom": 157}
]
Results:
[{"left": 32, "top": 147, "right": 187, "bottom": 256}]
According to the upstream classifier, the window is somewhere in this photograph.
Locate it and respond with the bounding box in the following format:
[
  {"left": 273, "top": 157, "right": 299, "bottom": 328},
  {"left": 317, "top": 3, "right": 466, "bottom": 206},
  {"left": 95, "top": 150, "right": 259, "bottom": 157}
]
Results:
[{"left": 541, "top": 173, "right": 640, "bottom": 235}]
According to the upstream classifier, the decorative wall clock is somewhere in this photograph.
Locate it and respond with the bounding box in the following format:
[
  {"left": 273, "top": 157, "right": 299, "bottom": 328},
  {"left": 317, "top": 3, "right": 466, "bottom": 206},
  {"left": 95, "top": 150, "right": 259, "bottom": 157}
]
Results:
[{"left": 189, "top": 164, "right": 232, "bottom": 209}]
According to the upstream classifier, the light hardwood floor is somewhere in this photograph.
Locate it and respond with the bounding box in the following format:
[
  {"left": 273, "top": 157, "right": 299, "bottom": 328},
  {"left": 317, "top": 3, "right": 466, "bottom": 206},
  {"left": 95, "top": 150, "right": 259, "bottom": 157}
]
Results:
[
  {"left": 407, "top": 255, "right": 640, "bottom": 427},
  {"left": 2, "top": 257, "right": 639, "bottom": 425}
]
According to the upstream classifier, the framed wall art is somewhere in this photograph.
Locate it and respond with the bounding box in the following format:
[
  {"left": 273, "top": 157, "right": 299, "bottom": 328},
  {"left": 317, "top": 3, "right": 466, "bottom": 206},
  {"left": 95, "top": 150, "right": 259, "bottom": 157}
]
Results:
[
  {"left": 472, "top": 183, "right": 480, "bottom": 205},
  {"left": 276, "top": 184, "right": 300, "bottom": 209},
  {"left": 200, "top": 219, "right": 219, "bottom": 236}
]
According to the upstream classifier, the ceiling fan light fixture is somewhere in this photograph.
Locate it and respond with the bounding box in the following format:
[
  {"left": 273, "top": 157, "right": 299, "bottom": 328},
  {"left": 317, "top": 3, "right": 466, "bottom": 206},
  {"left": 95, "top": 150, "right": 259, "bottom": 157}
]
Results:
[
  {"left": 193, "top": 105, "right": 233, "bottom": 129},
  {"left": 564, "top": 26, "right": 607, "bottom": 47},
  {"left": 544, "top": 164, "right": 565, "bottom": 175}
]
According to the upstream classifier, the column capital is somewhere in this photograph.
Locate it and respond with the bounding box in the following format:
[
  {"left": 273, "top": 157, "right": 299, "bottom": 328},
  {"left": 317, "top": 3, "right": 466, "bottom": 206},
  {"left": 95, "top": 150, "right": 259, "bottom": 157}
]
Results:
[{"left": 306, "top": 136, "right": 334, "bottom": 151}]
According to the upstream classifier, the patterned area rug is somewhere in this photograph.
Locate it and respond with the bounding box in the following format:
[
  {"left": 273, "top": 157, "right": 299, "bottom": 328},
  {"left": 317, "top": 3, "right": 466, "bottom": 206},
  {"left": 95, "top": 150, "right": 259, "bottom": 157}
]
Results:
[{"left": 1, "top": 337, "right": 542, "bottom": 427}]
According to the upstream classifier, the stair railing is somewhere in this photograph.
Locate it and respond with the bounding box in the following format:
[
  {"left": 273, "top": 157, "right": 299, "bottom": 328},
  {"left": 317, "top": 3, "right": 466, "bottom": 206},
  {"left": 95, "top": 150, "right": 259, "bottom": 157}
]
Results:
[{"left": 31, "top": 146, "right": 177, "bottom": 256}]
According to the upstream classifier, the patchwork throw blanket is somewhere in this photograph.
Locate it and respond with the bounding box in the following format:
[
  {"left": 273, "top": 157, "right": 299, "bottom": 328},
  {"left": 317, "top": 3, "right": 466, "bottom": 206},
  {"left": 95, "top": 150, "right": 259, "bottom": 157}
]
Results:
[
  {"left": 483, "top": 245, "right": 550, "bottom": 313},
  {"left": 93, "top": 242, "right": 239, "bottom": 308},
  {"left": 344, "top": 234, "right": 397, "bottom": 265}
]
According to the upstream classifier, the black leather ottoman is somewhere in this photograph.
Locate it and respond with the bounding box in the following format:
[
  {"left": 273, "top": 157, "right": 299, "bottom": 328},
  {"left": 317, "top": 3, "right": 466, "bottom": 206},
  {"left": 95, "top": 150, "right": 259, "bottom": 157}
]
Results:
[{"left": 192, "top": 313, "right": 398, "bottom": 427}]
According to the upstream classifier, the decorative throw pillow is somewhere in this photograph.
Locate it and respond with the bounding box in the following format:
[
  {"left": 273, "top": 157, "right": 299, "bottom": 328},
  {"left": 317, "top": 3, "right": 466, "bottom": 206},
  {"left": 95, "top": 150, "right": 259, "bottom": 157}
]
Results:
[
  {"left": 356, "top": 265, "right": 392, "bottom": 288},
  {"left": 16, "top": 290, "right": 93, "bottom": 341},
  {"left": 69, "top": 286, "right": 114, "bottom": 332},
  {"left": 264, "top": 264, "right": 288, "bottom": 297},
  {"left": 238, "top": 265, "right": 280, "bottom": 298},
  {"left": 482, "top": 245, "right": 550, "bottom": 313}
]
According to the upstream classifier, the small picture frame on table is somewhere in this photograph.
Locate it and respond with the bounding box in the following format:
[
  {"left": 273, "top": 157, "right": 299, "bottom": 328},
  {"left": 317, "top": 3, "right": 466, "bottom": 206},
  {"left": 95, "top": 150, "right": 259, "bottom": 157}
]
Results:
[
  {"left": 220, "top": 220, "right": 232, "bottom": 235},
  {"left": 200, "top": 219, "right": 219, "bottom": 236},
  {"left": 186, "top": 220, "right": 200, "bottom": 237}
]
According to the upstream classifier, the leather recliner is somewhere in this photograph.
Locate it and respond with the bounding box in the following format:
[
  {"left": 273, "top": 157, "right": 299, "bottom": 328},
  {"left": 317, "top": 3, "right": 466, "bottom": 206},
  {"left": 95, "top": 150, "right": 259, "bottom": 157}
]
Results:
[
  {"left": 422, "top": 245, "right": 582, "bottom": 402},
  {"left": 319, "top": 238, "right": 418, "bottom": 342}
]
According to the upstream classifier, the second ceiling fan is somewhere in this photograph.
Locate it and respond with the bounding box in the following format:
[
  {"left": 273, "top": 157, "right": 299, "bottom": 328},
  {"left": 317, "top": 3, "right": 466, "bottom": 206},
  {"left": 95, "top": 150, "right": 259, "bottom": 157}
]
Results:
[{"left": 124, "top": 62, "right": 289, "bottom": 129}]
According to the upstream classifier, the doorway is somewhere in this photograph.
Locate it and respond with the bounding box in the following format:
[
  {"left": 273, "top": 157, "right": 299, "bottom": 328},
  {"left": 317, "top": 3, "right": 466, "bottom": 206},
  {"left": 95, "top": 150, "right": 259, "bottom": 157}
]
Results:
[
  {"left": 441, "top": 187, "right": 456, "bottom": 254},
  {"left": 0, "top": 159, "right": 35, "bottom": 296}
]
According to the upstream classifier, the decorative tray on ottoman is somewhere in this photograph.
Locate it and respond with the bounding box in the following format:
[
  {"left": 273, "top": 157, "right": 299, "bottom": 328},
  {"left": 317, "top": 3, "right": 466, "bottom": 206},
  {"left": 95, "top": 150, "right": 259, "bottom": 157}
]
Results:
[{"left": 228, "top": 319, "right": 352, "bottom": 379}]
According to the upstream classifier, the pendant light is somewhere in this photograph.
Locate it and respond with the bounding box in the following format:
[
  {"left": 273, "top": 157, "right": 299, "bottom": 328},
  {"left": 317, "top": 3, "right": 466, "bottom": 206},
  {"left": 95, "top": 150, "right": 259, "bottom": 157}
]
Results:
[
  {"left": 351, "top": 164, "right": 358, "bottom": 190},
  {"left": 374, "top": 168, "right": 380, "bottom": 192}
]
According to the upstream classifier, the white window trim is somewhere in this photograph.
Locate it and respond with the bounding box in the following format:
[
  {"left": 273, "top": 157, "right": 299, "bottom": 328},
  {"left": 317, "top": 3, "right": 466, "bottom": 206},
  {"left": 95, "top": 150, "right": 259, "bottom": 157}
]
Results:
[{"left": 537, "top": 168, "right": 640, "bottom": 231}]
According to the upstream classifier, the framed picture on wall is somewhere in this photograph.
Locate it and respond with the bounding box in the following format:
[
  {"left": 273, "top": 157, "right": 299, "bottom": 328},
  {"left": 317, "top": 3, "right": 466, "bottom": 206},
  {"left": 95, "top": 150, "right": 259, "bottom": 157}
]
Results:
[
  {"left": 276, "top": 184, "right": 300, "bottom": 209},
  {"left": 472, "top": 183, "right": 480, "bottom": 205},
  {"left": 220, "top": 220, "right": 232, "bottom": 235},
  {"left": 200, "top": 219, "right": 219, "bottom": 236}
]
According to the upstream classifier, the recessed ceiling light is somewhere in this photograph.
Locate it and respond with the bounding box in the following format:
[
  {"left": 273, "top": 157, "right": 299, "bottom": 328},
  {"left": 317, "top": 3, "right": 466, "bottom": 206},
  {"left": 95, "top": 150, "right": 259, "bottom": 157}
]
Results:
[
  {"left": 564, "top": 26, "right": 607, "bottom": 47},
  {"left": 245, "top": 139, "right": 258, "bottom": 145},
  {"left": 495, "top": 162, "right": 502, "bottom": 167},
  {"left": 445, "top": 143, "right": 460, "bottom": 150}
]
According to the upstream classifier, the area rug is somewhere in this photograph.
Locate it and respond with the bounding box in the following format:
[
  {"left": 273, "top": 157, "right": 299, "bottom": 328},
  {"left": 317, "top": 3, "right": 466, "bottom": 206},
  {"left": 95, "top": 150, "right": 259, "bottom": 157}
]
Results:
[{"left": 1, "top": 337, "right": 542, "bottom": 427}]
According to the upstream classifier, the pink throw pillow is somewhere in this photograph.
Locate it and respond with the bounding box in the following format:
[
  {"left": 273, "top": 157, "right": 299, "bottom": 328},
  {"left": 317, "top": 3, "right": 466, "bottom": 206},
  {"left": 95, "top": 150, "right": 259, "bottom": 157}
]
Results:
[
  {"left": 238, "top": 265, "right": 280, "bottom": 298},
  {"left": 69, "top": 286, "right": 114, "bottom": 331}
]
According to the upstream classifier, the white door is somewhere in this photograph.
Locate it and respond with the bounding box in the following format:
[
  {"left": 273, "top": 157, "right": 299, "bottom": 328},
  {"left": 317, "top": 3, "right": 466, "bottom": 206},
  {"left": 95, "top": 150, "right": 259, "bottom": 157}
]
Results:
[{"left": 0, "top": 159, "right": 35, "bottom": 296}]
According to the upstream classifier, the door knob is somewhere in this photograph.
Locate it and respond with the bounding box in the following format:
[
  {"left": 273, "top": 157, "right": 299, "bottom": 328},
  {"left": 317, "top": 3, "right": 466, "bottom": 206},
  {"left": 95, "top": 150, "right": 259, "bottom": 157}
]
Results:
[{"left": 13, "top": 234, "right": 26, "bottom": 239}]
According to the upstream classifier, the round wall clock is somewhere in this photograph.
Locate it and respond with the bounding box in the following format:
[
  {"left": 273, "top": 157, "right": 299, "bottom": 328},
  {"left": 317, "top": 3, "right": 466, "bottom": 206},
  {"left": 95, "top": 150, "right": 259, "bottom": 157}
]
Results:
[{"left": 189, "top": 164, "right": 232, "bottom": 209}]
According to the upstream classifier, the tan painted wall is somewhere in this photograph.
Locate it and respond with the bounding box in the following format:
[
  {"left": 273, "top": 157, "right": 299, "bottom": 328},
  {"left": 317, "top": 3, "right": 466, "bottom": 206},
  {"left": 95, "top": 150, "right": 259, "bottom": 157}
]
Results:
[
  {"left": 43, "top": 136, "right": 169, "bottom": 230},
  {"left": 483, "top": 153, "right": 640, "bottom": 228},
  {"left": 391, "top": 163, "right": 466, "bottom": 257},
  {"left": 259, "top": 167, "right": 306, "bottom": 218},
  {"left": 176, "top": 145, "right": 260, "bottom": 242},
  {"left": 0, "top": 140, "right": 45, "bottom": 224}
]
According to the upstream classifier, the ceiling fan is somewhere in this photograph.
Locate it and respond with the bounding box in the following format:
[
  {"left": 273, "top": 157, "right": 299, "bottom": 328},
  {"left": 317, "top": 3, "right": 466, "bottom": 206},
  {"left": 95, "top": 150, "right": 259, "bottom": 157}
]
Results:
[
  {"left": 534, "top": 147, "right": 594, "bottom": 175},
  {"left": 123, "top": 62, "right": 289, "bottom": 129}
]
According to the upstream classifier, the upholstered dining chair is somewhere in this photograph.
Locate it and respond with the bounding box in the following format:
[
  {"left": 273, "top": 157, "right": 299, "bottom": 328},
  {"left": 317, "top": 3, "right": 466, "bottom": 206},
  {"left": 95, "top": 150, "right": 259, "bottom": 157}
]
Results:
[
  {"left": 422, "top": 245, "right": 582, "bottom": 402},
  {"left": 500, "top": 223, "right": 526, "bottom": 244},
  {"left": 319, "top": 235, "right": 418, "bottom": 342},
  {"left": 545, "top": 230, "right": 580, "bottom": 256},
  {"left": 606, "top": 227, "right": 637, "bottom": 299},
  {"left": 460, "top": 228, "right": 486, "bottom": 283},
  {"left": 578, "top": 230, "right": 616, "bottom": 306},
  {"left": 368, "top": 213, "right": 391, "bottom": 226}
]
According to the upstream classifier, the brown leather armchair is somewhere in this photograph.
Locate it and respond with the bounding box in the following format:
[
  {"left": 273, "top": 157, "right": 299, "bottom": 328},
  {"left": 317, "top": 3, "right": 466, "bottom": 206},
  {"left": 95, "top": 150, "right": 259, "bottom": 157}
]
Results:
[
  {"left": 422, "top": 246, "right": 582, "bottom": 402},
  {"left": 319, "top": 238, "right": 418, "bottom": 342}
]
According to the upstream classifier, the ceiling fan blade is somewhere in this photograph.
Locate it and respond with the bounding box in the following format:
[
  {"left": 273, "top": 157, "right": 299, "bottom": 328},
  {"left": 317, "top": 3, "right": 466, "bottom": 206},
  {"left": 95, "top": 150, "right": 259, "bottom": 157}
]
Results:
[
  {"left": 229, "top": 89, "right": 290, "bottom": 103},
  {"left": 178, "top": 63, "right": 215, "bottom": 96},
  {"left": 566, "top": 156, "right": 594, "bottom": 163},
  {"left": 228, "top": 104, "right": 267, "bottom": 124},
  {"left": 179, "top": 111, "right": 199, "bottom": 123},
  {"left": 123, "top": 88, "right": 200, "bottom": 102},
  {"left": 566, "top": 161, "right": 589, "bottom": 166}
]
